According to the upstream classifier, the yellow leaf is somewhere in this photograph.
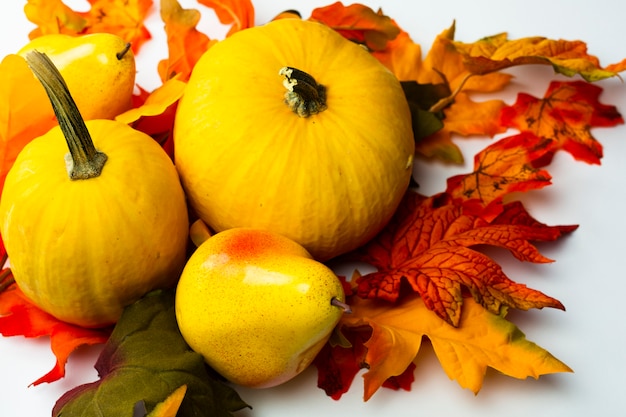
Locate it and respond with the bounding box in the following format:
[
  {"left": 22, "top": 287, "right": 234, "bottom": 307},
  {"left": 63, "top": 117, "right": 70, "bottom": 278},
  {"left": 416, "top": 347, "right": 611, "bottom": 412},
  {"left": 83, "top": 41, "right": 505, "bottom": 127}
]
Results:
[
  {"left": 146, "top": 385, "right": 188, "bottom": 417},
  {"left": 341, "top": 295, "right": 572, "bottom": 400}
]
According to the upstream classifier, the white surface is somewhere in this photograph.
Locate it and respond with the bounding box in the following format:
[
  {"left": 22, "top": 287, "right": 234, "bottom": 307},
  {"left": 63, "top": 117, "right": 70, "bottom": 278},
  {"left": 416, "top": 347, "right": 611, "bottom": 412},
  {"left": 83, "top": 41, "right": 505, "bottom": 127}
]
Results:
[{"left": 1, "top": 1, "right": 625, "bottom": 416}]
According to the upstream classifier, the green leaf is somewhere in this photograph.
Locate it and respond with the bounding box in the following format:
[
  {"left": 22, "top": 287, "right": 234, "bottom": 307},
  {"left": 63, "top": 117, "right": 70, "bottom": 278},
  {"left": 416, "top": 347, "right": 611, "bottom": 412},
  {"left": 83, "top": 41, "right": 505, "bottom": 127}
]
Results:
[
  {"left": 53, "top": 290, "right": 250, "bottom": 417},
  {"left": 400, "top": 81, "right": 448, "bottom": 141}
]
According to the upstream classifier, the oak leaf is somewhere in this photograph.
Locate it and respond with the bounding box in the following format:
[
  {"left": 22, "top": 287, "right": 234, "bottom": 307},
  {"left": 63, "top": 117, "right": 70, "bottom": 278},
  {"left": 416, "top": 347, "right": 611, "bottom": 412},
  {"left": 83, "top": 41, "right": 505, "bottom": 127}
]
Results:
[
  {"left": 450, "top": 34, "right": 626, "bottom": 81},
  {"left": 309, "top": 2, "right": 401, "bottom": 51},
  {"left": 500, "top": 80, "right": 624, "bottom": 164},
  {"left": 158, "top": 0, "right": 215, "bottom": 82},
  {"left": 198, "top": 0, "right": 255, "bottom": 37},
  {"left": 317, "top": 294, "right": 572, "bottom": 400},
  {"left": 351, "top": 190, "right": 575, "bottom": 327},
  {"left": 0, "top": 281, "right": 111, "bottom": 385}
]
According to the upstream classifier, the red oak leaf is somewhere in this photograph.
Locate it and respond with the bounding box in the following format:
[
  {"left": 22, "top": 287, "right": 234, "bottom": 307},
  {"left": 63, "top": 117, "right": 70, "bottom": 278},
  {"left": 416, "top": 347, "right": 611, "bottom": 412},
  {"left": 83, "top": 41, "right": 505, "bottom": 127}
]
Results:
[
  {"left": 0, "top": 280, "right": 111, "bottom": 385},
  {"left": 500, "top": 80, "right": 624, "bottom": 164}
]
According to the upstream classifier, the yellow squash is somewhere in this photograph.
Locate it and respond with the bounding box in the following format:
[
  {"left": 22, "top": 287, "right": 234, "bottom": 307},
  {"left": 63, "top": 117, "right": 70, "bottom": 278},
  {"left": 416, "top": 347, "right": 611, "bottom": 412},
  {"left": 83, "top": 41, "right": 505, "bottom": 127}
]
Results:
[
  {"left": 174, "top": 19, "right": 415, "bottom": 261},
  {"left": 0, "top": 52, "right": 189, "bottom": 327}
]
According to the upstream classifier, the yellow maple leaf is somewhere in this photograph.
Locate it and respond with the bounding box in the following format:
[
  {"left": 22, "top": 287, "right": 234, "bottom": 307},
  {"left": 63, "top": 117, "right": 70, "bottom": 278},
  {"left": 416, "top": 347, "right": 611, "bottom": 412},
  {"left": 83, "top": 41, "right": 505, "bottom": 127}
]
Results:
[{"left": 340, "top": 295, "right": 572, "bottom": 400}]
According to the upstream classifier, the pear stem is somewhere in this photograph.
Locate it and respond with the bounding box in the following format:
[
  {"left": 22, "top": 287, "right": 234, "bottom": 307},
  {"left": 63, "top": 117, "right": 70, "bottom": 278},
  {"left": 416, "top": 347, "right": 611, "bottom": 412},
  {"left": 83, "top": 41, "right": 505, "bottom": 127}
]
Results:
[
  {"left": 25, "top": 51, "right": 107, "bottom": 180},
  {"left": 331, "top": 297, "right": 352, "bottom": 314},
  {"left": 116, "top": 43, "right": 132, "bottom": 60}
]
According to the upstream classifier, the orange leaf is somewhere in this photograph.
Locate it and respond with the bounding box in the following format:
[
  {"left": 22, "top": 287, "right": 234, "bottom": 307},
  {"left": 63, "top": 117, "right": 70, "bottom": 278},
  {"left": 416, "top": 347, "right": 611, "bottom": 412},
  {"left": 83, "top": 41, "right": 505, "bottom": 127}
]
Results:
[
  {"left": 450, "top": 34, "right": 625, "bottom": 81},
  {"left": 500, "top": 80, "right": 624, "bottom": 164},
  {"left": 319, "top": 294, "right": 571, "bottom": 400},
  {"left": 0, "top": 281, "right": 111, "bottom": 385},
  {"left": 446, "top": 132, "right": 554, "bottom": 219},
  {"left": 24, "top": 0, "right": 87, "bottom": 37},
  {"left": 0, "top": 54, "right": 57, "bottom": 192},
  {"left": 25, "top": 0, "right": 153, "bottom": 54},
  {"left": 158, "top": 0, "right": 215, "bottom": 82},
  {"left": 82, "top": 0, "right": 153, "bottom": 53},
  {"left": 198, "top": 0, "right": 255, "bottom": 37},
  {"left": 379, "top": 22, "right": 511, "bottom": 163},
  {"left": 310, "top": 2, "right": 400, "bottom": 51},
  {"left": 351, "top": 191, "right": 574, "bottom": 326},
  {"left": 116, "top": 77, "right": 187, "bottom": 158}
]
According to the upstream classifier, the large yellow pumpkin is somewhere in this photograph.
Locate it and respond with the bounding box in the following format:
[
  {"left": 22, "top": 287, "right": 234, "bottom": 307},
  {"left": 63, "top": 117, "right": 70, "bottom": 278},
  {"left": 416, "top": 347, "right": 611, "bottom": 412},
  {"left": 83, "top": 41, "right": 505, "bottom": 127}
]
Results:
[
  {"left": 0, "top": 53, "right": 189, "bottom": 327},
  {"left": 174, "top": 19, "right": 414, "bottom": 261}
]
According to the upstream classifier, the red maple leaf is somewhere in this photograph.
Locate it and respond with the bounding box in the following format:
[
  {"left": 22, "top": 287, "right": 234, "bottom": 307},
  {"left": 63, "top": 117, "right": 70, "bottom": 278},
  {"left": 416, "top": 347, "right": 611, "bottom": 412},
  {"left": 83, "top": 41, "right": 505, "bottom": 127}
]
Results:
[
  {"left": 500, "top": 80, "right": 623, "bottom": 164},
  {"left": 0, "top": 276, "right": 111, "bottom": 385}
]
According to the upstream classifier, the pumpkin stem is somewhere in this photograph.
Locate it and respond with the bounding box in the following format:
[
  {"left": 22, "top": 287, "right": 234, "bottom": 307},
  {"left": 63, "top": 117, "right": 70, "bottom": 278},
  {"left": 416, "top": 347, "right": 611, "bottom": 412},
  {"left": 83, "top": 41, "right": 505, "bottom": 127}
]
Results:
[
  {"left": 25, "top": 51, "right": 107, "bottom": 180},
  {"left": 279, "top": 66, "right": 327, "bottom": 117}
]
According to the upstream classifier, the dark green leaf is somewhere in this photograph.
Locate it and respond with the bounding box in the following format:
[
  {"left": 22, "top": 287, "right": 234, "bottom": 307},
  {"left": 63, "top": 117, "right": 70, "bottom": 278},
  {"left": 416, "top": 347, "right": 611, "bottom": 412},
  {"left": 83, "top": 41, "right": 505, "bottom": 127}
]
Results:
[
  {"left": 53, "top": 290, "right": 250, "bottom": 417},
  {"left": 400, "top": 81, "right": 449, "bottom": 141}
]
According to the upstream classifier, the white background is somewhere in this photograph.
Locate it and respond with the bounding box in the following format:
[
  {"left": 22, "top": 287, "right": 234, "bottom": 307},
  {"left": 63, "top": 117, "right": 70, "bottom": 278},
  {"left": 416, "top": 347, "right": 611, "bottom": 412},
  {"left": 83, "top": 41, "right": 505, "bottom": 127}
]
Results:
[{"left": 1, "top": 1, "right": 626, "bottom": 416}]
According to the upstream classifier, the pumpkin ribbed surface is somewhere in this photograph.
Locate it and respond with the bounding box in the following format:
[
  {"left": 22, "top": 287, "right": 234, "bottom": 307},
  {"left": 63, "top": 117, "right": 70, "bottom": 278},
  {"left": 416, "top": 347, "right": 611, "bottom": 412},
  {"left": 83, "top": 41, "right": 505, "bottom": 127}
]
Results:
[{"left": 174, "top": 19, "right": 414, "bottom": 260}]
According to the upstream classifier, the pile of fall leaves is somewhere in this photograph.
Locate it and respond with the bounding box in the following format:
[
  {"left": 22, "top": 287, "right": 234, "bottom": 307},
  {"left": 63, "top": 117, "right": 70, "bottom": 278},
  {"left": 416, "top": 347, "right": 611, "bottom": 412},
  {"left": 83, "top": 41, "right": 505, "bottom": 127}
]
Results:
[{"left": 1, "top": 0, "right": 626, "bottom": 415}]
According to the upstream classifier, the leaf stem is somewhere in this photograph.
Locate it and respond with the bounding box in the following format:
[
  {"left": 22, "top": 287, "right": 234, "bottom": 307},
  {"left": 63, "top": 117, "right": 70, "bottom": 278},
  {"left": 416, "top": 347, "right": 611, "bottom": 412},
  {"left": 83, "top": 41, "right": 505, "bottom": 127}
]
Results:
[
  {"left": 24, "top": 51, "right": 107, "bottom": 180},
  {"left": 428, "top": 72, "right": 475, "bottom": 113}
]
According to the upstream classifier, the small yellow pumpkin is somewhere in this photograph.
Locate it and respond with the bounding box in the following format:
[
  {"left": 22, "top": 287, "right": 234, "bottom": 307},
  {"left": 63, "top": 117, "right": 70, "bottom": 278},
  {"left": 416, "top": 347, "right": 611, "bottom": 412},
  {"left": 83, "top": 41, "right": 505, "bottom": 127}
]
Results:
[
  {"left": 0, "top": 52, "right": 189, "bottom": 327},
  {"left": 174, "top": 19, "right": 414, "bottom": 261}
]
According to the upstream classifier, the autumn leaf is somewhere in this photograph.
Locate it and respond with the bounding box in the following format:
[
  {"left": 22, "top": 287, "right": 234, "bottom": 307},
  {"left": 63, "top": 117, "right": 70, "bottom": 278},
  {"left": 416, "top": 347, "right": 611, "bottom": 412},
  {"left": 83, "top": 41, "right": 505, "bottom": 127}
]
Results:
[
  {"left": 350, "top": 190, "right": 575, "bottom": 327},
  {"left": 445, "top": 132, "right": 554, "bottom": 220},
  {"left": 375, "top": 22, "right": 511, "bottom": 163},
  {"left": 500, "top": 80, "right": 624, "bottom": 164},
  {"left": 116, "top": 77, "right": 187, "bottom": 158},
  {"left": 309, "top": 2, "right": 400, "bottom": 51},
  {"left": 52, "top": 291, "right": 250, "bottom": 417},
  {"left": 0, "top": 54, "right": 57, "bottom": 192},
  {"left": 317, "top": 294, "right": 571, "bottom": 400},
  {"left": 25, "top": 0, "right": 153, "bottom": 54},
  {"left": 0, "top": 281, "right": 111, "bottom": 385},
  {"left": 199, "top": 0, "right": 255, "bottom": 37},
  {"left": 24, "top": 0, "right": 87, "bottom": 37},
  {"left": 449, "top": 33, "right": 626, "bottom": 81},
  {"left": 158, "top": 0, "right": 215, "bottom": 82}
]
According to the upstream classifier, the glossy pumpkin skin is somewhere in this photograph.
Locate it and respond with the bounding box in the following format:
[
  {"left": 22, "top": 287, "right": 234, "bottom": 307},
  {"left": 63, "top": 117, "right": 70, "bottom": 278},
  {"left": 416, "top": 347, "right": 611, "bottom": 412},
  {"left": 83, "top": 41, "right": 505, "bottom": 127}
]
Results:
[
  {"left": 18, "top": 33, "right": 135, "bottom": 120},
  {"left": 0, "top": 120, "right": 189, "bottom": 328},
  {"left": 174, "top": 19, "right": 415, "bottom": 261}
]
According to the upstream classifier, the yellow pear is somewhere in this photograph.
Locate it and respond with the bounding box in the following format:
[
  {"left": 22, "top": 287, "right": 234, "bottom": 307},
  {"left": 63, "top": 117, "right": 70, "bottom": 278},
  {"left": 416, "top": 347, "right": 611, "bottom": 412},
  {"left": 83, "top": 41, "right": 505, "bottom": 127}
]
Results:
[
  {"left": 18, "top": 33, "right": 135, "bottom": 120},
  {"left": 175, "top": 228, "right": 350, "bottom": 388}
]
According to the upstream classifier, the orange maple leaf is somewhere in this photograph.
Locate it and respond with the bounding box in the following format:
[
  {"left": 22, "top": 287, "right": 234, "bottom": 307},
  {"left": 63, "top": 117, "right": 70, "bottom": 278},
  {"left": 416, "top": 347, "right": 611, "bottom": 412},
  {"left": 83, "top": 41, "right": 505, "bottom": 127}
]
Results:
[
  {"left": 446, "top": 132, "right": 554, "bottom": 220},
  {"left": 351, "top": 190, "right": 575, "bottom": 327},
  {"left": 0, "top": 280, "right": 111, "bottom": 385},
  {"left": 449, "top": 33, "right": 626, "bottom": 81},
  {"left": 198, "top": 0, "right": 255, "bottom": 37},
  {"left": 500, "top": 80, "right": 624, "bottom": 165},
  {"left": 24, "top": 0, "right": 153, "bottom": 54},
  {"left": 0, "top": 54, "right": 57, "bottom": 192},
  {"left": 158, "top": 0, "right": 215, "bottom": 82},
  {"left": 309, "top": 2, "right": 400, "bottom": 51},
  {"left": 316, "top": 294, "right": 572, "bottom": 400}
]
